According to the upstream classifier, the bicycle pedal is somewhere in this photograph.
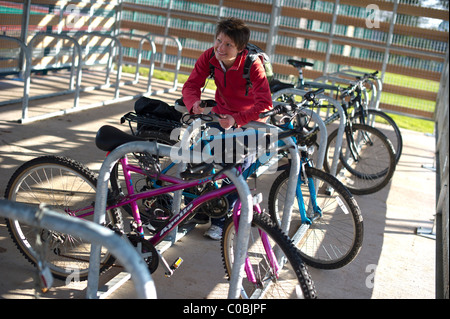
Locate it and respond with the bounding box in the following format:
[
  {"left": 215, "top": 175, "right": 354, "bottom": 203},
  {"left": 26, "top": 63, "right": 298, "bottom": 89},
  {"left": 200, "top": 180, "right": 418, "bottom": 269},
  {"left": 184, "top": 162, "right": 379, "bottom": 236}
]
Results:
[
  {"left": 165, "top": 257, "right": 183, "bottom": 277},
  {"left": 171, "top": 257, "right": 183, "bottom": 270}
]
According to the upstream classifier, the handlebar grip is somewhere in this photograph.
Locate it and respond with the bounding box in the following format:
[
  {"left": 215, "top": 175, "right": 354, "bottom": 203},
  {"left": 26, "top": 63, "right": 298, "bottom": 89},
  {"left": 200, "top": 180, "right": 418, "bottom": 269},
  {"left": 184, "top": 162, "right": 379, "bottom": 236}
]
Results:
[
  {"left": 303, "top": 88, "right": 324, "bottom": 101},
  {"left": 259, "top": 104, "right": 287, "bottom": 118}
]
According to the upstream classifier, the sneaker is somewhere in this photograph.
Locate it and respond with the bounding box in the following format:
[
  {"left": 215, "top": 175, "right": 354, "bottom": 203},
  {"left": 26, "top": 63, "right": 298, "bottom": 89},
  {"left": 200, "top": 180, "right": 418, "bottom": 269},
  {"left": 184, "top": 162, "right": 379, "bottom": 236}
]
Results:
[{"left": 204, "top": 225, "right": 222, "bottom": 240}]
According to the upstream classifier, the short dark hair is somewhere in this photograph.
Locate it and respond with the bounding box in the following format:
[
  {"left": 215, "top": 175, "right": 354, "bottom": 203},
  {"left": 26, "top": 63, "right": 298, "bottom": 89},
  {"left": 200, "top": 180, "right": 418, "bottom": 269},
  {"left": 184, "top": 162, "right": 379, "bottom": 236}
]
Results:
[{"left": 215, "top": 18, "right": 250, "bottom": 51}]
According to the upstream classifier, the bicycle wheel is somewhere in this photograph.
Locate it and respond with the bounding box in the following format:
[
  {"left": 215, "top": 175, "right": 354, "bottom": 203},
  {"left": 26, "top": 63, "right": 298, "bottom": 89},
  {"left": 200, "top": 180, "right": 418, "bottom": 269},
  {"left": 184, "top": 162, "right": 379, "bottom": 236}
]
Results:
[
  {"left": 221, "top": 212, "right": 317, "bottom": 299},
  {"left": 352, "top": 109, "right": 403, "bottom": 163},
  {"left": 324, "top": 123, "right": 396, "bottom": 195},
  {"left": 268, "top": 167, "right": 363, "bottom": 269},
  {"left": 4, "top": 156, "right": 123, "bottom": 281}
]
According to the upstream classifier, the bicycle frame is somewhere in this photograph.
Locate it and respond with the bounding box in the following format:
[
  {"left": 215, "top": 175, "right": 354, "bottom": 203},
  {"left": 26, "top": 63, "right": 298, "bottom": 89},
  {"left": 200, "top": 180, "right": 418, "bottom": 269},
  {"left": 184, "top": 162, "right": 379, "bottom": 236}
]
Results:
[
  {"left": 179, "top": 116, "right": 324, "bottom": 230},
  {"left": 86, "top": 132, "right": 292, "bottom": 299}
]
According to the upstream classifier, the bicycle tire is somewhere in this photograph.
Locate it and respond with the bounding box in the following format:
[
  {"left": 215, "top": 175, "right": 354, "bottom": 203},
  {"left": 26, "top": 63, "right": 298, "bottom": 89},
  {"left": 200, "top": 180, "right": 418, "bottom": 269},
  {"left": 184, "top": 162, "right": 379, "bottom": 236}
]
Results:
[
  {"left": 268, "top": 167, "right": 363, "bottom": 269},
  {"left": 324, "top": 123, "right": 396, "bottom": 195},
  {"left": 4, "top": 155, "right": 123, "bottom": 281},
  {"left": 352, "top": 109, "right": 403, "bottom": 164},
  {"left": 221, "top": 212, "right": 317, "bottom": 299}
]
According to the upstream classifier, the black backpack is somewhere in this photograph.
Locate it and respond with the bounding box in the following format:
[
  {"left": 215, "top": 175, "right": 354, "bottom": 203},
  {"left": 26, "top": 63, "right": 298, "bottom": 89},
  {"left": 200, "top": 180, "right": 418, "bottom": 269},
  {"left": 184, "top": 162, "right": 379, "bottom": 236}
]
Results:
[
  {"left": 209, "top": 43, "right": 273, "bottom": 96},
  {"left": 134, "top": 97, "right": 182, "bottom": 122}
]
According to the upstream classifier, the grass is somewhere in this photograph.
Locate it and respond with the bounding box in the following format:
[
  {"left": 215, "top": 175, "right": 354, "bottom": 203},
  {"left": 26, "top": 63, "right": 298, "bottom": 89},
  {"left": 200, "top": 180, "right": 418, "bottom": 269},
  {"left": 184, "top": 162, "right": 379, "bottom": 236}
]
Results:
[
  {"left": 121, "top": 65, "right": 435, "bottom": 134},
  {"left": 386, "top": 112, "right": 434, "bottom": 134}
]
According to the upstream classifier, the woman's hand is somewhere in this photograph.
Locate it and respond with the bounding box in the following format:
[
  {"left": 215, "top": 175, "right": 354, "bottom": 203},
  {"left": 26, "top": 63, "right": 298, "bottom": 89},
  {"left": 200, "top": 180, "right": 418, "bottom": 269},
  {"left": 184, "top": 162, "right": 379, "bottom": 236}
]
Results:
[
  {"left": 218, "top": 114, "right": 236, "bottom": 129},
  {"left": 191, "top": 100, "right": 205, "bottom": 114}
]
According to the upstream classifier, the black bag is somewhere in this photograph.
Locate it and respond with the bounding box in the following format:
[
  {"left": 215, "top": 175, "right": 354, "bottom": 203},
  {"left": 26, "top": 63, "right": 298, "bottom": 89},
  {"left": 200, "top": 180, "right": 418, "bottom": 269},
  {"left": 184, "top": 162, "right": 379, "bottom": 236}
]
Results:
[
  {"left": 134, "top": 97, "right": 182, "bottom": 122},
  {"left": 121, "top": 97, "right": 183, "bottom": 135}
]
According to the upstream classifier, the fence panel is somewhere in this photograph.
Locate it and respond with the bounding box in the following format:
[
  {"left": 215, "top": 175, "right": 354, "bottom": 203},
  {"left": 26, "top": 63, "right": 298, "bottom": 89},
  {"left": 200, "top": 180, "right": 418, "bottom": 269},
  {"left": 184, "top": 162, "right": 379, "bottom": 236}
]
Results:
[{"left": 119, "top": 0, "right": 448, "bottom": 120}]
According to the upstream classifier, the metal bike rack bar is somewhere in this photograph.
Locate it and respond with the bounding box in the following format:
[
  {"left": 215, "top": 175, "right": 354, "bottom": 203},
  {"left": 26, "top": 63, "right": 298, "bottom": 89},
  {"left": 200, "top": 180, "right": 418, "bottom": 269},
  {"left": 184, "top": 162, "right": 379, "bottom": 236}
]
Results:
[
  {"left": 86, "top": 139, "right": 253, "bottom": 299},
  {"left": 70, "top": 31, "right": 124, "bottom": 99},
  {"left": 20, "top": 32, "right": 83, "bottom": 123},
  {"left": 12, "top": 31, "right": 182, "bottom": 124},
  {"left": 145, "top": 33, "right": 182, "bottom": 95},
  {"left": 117, "top": 32, "right": 156, "bottom": 94},
  {"left": 0, "top": 200, "right": 156, "bottom": 299},
  {"left": 173, "top": 118, "right": 255, "bottom": 299},
  {"left": 244, "top": 121, "right": 300, "bottom": 234},
  {"left": 0, "top": 35, "right": 31, "bottom": 113},
  {"left": 272, "top": 88, "right": 345, "bottom": 177}
]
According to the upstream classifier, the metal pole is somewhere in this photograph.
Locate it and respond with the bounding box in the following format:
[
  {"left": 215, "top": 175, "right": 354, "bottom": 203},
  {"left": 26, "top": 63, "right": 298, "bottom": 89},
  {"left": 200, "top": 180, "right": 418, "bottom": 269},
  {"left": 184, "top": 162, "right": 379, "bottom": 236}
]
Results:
[
  {"left": 323, "top": 0, "right": 339, "bottom": 74},
  {"left": 380, "top": 0, "right": 399, "bottom": 83},
  {"left": 266, "top": 0, "right": 283, "bottom": 59},
  {"left": 19, "top": 0, "right": 30, "bottom": 76}
]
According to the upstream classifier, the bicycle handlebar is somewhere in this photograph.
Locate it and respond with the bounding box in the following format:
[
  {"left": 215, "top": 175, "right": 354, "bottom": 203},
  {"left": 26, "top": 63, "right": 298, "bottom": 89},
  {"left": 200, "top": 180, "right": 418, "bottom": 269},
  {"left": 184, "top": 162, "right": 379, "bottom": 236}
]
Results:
[
  {"left": 259, "top": 88, "right": 324, "bottom": 119},
  {"left": 340, "top": 70, "right": 379, "bottom": 98}
]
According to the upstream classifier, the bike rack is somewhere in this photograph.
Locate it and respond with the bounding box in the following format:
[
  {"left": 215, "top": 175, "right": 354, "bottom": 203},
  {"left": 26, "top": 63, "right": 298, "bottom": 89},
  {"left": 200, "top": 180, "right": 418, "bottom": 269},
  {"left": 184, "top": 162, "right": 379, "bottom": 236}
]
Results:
[
  {"left": 86, "top": 140, "right": 253, "bottom": 299},
  {"left": 69, "top": 31, "right": 123, "bottom": 99},
  {"left": 0, "top": 35, "right": 31, "bottom": 114},
  {"left": 116, "top": 32, "right": 156, "bottom": 95},
  {"left": 10, "top": 31, "right": 182, "bottom": 124},
  {"left": 145, "top": 32, "right": 182, "bottom": 95},
  {"left": 0, "top": 199, "right": 156, "bottom": 299},
  {"left": 272, "top": 88, "right": 345, "bottom": 177},
  {"left": 20, "top": 32, "right": 84, "bottom": 123}
]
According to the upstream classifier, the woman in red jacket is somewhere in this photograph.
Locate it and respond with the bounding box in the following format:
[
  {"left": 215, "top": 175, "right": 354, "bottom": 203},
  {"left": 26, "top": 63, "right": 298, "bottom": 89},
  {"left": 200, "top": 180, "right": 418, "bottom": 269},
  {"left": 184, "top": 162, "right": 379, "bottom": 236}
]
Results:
[
  {"left": 182, "top": 17, "right": 273, "bottom": 129},
  {"left": 182, "top": 17, "right": 273, "bottom": 239}
]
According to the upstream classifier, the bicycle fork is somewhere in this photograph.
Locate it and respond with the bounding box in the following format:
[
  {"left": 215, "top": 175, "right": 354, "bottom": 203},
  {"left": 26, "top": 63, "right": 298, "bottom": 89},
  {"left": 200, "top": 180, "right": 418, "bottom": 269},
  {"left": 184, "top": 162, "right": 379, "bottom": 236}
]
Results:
[
  {"left": 290, "top": 162, "right": 323, "bottom": 246},
  {"left": 346, "top": 123, "right": 374, "bottom": 163},
  {"left": 232, "top": 195, "right": 281, "bottom": 288}
]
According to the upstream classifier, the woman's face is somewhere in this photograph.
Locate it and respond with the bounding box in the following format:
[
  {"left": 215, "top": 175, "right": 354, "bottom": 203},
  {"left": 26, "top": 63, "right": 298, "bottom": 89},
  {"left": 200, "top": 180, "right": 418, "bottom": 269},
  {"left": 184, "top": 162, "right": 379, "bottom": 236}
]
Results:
[{"left": 214, "top": 32, "right": 241, "bottom": 68}]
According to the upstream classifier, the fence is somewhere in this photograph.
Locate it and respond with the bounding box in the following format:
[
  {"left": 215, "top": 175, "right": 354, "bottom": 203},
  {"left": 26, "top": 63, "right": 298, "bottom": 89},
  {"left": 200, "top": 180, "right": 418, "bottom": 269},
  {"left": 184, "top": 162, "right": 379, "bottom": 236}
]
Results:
[
  {"left": 117, "top": 0, "right": 448, "bottom": 120},
  {"left": 0, "top": 0, "right": 448, "bottom": 119}
]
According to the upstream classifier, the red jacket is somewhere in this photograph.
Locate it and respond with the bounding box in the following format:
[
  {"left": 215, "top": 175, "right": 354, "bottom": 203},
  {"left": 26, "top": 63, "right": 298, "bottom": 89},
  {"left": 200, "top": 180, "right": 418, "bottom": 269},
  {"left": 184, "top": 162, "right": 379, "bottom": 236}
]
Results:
[{"left": 182, "top": 47, "right": 273, "bottom": 127}]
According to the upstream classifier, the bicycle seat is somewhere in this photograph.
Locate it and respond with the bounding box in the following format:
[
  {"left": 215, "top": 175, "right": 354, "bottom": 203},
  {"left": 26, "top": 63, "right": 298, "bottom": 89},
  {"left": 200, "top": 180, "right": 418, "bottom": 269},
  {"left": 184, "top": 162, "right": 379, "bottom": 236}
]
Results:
[
  {"left": 95, "top": 125, "right": 147, "bottom": 152},
  {"left": 269, "top": 79, "right": 294, "bottom": 93},
  {"left": 287, "top": 59, "right": 314, "bottom": 69}
]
